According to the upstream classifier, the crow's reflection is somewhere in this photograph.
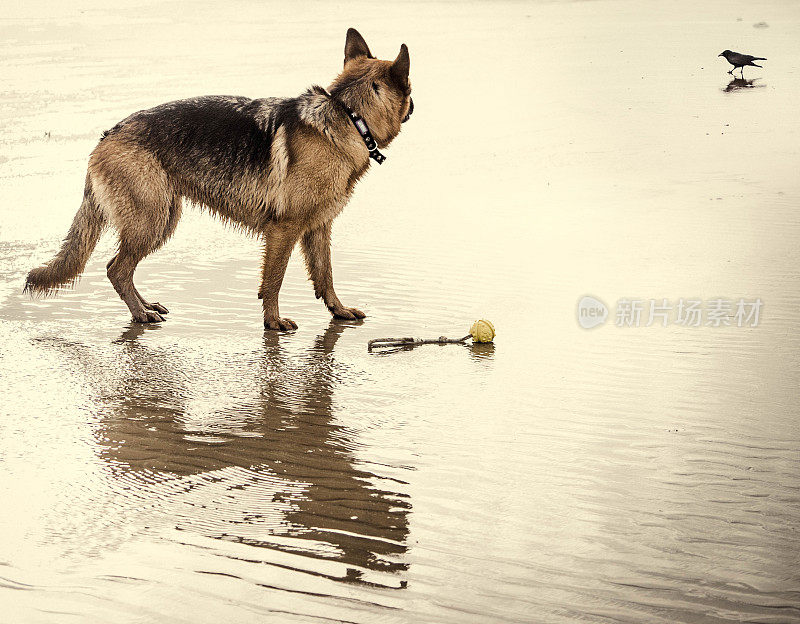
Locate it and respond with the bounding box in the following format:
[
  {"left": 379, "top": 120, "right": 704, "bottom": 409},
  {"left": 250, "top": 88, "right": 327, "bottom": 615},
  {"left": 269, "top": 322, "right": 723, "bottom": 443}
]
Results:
[
  {"left": 96, "top": 320, "right": 409, "bottom": 585},
  {"left": 723, "top": 77, "right": 762, "bottom": 92}
]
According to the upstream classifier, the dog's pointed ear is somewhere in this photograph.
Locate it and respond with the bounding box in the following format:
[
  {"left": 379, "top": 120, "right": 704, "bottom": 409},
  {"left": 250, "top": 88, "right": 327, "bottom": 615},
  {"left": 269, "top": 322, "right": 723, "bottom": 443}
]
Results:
[
  {"left": 390, "top": 44, "right": 410, "bottom": 88},
  {"left": 344, "top": 28, "right": 372, "bottom": 64}
]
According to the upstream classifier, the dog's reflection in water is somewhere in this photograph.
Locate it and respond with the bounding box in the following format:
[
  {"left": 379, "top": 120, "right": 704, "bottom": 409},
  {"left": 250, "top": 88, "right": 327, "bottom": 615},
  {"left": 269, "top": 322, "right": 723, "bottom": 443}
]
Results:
[{"left": 98, "top": 319, "right": 410, "bottom": 586}]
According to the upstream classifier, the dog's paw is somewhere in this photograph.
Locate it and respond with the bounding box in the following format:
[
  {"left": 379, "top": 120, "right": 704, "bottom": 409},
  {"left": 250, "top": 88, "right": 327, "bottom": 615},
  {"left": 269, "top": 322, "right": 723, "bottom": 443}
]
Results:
[
  {"left": 146, "top": 301, "right": 169, "bottom": 314},
  {"left": 330, "top": 306, "right": 366, "bottom": 320},
  {"left": 264, "top": 317, "right": 298, "bottom": 331},
  {"left": 132, "top": 309, "right": 165, "bottom": 323}
]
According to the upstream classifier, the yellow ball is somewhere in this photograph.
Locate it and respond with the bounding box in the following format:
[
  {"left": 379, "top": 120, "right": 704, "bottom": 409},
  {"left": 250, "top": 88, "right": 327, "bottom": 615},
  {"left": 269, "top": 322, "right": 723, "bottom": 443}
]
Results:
[{"left": 470, "top": 319, "right": 496, "bottom": 343}]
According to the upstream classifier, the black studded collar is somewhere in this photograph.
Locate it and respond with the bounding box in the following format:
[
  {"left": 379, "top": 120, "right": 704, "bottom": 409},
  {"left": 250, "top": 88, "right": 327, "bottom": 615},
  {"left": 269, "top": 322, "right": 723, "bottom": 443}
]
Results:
[
  {"left": 341, "top": 104, "right": 386, "bottom": 164},
  {"left": 324, "top": 89, "right": 386, "bottom": 164}
]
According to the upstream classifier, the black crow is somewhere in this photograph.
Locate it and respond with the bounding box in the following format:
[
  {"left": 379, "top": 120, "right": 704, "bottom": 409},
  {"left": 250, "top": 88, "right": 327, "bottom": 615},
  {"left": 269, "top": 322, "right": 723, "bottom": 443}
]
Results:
[{"left": 719, "top": 50, "right": 766, "bottom": 77}]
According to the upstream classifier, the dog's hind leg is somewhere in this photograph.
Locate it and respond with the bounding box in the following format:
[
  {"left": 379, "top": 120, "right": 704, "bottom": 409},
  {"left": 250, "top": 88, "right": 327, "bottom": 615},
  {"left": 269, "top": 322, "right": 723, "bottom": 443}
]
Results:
[
  {"left": 127, "top": 196, "right": 182, "bottom": 315},
  {"left": 106, "top": 198, "right": 179, "bottom": 321},
  {"left": 107, "top": 246, "right": 165, "bottom": 323},
  {"left": 92, "top": 143, "right": 180, "bottom": 322},
  {"left": 106, "top": 223, "right": 173, "bottom": 322},
  {"left": 106, "top": 253, "right": 169, "bottom": 316},
  {"left": 301, "top": 221, "right": 365, "bottom": 320}
]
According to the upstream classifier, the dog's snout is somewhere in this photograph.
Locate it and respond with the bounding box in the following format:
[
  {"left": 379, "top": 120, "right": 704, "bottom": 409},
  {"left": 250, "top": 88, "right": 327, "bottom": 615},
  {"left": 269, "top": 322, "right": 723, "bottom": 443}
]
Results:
[{"left": 402, "top": 97, "right": 414, "bottom": 123}]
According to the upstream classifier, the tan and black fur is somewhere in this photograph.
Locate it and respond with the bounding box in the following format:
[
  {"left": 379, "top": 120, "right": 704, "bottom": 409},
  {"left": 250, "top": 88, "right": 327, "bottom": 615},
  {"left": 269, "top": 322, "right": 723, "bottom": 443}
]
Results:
[{"left": 25, "top": 28, "right": 413, "bottom": 330}]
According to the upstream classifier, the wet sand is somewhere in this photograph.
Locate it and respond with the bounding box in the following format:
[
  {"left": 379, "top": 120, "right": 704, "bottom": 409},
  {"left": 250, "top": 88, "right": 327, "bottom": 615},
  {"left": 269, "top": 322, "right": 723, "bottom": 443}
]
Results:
[{"left": 1, "top": 1, "right": 800, "bottom": 622}]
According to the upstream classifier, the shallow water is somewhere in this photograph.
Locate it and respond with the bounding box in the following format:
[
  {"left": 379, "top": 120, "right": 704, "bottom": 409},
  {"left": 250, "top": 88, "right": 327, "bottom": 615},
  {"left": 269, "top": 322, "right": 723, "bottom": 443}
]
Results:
[{"left": 2, "top": 1, "right": 800, "bottom": 622}]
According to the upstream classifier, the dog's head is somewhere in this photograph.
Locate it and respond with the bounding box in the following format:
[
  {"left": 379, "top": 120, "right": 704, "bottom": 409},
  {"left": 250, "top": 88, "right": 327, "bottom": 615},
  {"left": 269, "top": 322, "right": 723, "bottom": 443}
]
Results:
[{"left": 329, "top": 28, "right": 413, "bottom": 148}]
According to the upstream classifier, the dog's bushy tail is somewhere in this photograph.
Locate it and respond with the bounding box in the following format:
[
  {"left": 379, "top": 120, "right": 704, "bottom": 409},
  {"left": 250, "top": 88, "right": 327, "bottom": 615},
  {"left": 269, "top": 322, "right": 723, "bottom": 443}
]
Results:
[{"left": 24, "top": 176, "right": 106, "bottom": 296}]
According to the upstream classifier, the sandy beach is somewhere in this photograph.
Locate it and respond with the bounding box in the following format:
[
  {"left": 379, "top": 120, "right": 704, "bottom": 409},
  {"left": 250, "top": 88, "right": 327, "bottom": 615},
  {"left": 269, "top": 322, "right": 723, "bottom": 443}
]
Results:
[{"left": 1, "top": 1, "right": 799, "bottom": 622}]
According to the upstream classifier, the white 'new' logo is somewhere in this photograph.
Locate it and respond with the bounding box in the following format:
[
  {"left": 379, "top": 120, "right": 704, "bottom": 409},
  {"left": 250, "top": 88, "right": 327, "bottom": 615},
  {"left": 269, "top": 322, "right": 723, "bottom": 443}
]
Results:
[{"left": 577, "top": 295, "right": 608, "bottom": 329}]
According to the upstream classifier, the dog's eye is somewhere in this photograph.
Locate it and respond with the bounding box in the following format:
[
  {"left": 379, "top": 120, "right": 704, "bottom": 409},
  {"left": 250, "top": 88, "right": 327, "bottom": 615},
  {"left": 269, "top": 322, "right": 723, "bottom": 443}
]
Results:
[{"left": 371, "top": 82, "right": 380, "bottom": 93}]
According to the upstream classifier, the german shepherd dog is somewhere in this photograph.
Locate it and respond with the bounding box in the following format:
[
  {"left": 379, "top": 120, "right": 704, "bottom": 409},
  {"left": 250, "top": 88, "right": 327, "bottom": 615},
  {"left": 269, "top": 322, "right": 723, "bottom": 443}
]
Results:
[{"left": 25, "top": 28, "right": 413, "bottom": 330}]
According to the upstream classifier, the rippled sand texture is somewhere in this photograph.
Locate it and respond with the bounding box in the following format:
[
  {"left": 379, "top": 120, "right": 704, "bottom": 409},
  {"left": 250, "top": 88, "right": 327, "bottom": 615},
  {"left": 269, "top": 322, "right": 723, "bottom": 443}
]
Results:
[{"left": 2, "top": 0, "right": 800, "bottom": 622}]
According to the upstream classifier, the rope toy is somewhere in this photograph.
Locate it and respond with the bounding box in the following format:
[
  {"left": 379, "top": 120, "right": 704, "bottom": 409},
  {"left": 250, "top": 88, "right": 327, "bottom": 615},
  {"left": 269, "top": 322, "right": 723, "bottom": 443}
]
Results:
[{"left": 368, "top": 319, "right": 495, "bottom": 352}]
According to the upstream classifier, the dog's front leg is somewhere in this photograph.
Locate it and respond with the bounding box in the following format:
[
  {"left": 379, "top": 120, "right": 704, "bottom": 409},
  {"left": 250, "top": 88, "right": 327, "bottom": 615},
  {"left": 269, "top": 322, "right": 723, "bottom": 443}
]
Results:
[
  {"left": 301, "top": 221, "right": 366, "bottom": 320},
  {"left": 259, "top": 222, "right": 301, "bottom": 331}
]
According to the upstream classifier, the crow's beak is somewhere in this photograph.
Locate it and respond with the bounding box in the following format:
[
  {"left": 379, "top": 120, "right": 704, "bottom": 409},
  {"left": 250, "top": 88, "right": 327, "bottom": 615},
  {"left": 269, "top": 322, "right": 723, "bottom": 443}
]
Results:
[{"left": 718, "top": 53, "right": 723, "bottom": 57}]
